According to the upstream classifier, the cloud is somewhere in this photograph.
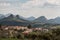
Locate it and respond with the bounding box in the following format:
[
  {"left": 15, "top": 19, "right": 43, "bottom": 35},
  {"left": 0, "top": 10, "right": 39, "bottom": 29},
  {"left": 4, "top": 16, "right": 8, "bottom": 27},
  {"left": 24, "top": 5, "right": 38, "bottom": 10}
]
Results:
[
  {"left": 0, "top": 0, "right": 19, "bottom": 1},
  {"left": 0, "top": 0, "right": 60, "bottom": 19},
  {"left": 21, "top": 0, "right": 60, "bottom": 9},
  {"left": 21, "top": 0, "right": 46, "bottom": 8},
  {"left": 47, "top": 0, "right": 60, "bottom": 5},
  {"left": 0, "top": 0, "right": 30, "bottom": 3},
  {"left": 0, "top": 0, "right": 60, "bottom": 8},
  {"left": 0, "top": 2, "right": 11, "bottom": 6}
]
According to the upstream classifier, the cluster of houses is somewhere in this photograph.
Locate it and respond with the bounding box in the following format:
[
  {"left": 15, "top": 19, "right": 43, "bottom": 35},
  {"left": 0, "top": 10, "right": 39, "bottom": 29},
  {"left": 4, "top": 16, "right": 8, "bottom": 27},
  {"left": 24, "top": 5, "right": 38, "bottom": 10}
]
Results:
[
  {"left": 1, "top": 25, "right": 49, "bottom": 34},
  {"left": 0, "top": 25, "right": 59, "bottom": 38}
]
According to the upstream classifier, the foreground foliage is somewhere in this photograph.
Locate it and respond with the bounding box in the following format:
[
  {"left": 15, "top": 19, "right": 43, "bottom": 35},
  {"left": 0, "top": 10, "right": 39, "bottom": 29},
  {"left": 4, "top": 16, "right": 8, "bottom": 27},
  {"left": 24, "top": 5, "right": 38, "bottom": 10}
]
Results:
[{"left": 0, "top": 27, "right": 60, "bottom": 40}]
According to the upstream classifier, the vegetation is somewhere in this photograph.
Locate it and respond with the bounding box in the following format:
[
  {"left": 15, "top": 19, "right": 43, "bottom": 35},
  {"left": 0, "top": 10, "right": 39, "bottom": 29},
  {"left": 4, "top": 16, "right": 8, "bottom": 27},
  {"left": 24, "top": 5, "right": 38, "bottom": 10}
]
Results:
[
  {"left": 27, "top": 24, "right": 32, "bottom": 29},
  {"left": 0, "top": 25, "right": 60, "bottom": 40}
]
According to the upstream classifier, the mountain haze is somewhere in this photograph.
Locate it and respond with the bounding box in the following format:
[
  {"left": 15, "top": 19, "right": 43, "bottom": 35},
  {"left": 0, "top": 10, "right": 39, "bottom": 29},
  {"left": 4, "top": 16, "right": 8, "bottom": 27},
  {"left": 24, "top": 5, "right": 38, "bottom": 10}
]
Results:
[
  {"left": 0, "top": 14, "right": 60, "bottom": 26},
  {"left": 27, "top": 16, "right": 36, "bottom": 21},
  {"left": 33, "top": 16, "right": 47, "bottom": 23}
]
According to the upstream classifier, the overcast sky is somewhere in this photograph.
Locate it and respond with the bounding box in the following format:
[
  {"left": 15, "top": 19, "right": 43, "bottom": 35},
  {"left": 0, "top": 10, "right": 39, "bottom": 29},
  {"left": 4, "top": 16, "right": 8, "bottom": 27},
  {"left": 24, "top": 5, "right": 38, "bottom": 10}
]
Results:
[{"left": 0, "top": 0, "right": 60, "bottom": 19}]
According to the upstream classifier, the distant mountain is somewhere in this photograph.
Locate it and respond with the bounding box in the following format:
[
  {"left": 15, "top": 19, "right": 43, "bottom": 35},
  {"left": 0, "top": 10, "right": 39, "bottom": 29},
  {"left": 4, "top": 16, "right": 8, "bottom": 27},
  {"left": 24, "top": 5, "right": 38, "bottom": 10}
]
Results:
[
  {"left": 5, "top": 13, "right": 14, "bottom": 17},
  {"left": 54, "top": 17, "right": 60, "bottom": 24},
  {"left": 0, "top": 14, "right": 30, "bottom": 26},
  {"left": 16, "top": 15, "right": 27, "bottom": 20},
  {"left": 47, "top": 19, "right": 56, "bottom": 24},
  {"left": 0, "top": 20, "right": 29, "bottom": 26},
  {"left": 0, "top": 14, "right": 29, "bottom": 22},
  {"left": 48, "top": 17, "right": 60, "bottom": 24},
  {"left": 32, "top": 16, "right": 60, "bottom": 24},
  {"left": 0, "top": 14, "right": 5, "bottom": 19},
  {"left": 27, "top": 16, "right": 35, "bottom": 21},
  {"left": 1, "top": 13, "right": 60, "bottom": 26},
  {"left": 33, "top": 16, "right": 47, "bottom": 23}
]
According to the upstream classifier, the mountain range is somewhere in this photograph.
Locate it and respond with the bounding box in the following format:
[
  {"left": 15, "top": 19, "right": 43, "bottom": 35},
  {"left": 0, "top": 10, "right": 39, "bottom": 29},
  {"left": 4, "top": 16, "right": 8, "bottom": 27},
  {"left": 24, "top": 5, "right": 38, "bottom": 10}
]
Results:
[{"left": 0, "top": 14, "right": 60, "bottom": 27}]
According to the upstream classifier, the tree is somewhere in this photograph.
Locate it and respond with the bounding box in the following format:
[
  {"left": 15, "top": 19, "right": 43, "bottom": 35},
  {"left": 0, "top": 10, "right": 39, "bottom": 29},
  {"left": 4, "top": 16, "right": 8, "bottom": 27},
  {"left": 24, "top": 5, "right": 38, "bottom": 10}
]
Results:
[
  {"left": 0, "top": 24, "right": 2, "bottom": 30},
  {"left": 27, "top": 24, "right": 32, "bottom": 29}
]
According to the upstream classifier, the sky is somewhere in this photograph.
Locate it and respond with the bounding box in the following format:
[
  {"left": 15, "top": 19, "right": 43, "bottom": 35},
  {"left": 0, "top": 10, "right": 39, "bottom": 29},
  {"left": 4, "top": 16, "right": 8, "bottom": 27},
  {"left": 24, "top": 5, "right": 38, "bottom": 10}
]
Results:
[{"left": 0, "top": 0, "right": 60, "bottom": 19}]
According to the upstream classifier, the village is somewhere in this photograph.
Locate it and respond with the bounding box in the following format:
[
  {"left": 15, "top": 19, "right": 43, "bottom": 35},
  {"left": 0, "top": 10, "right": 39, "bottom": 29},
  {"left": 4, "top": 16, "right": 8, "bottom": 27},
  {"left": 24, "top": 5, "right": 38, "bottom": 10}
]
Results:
[
  {"left": 0, "top": 24, "right": 60, "bottom": 40},
  {"left": 1, "top": 25, "right": 49, "bottom": 33}
]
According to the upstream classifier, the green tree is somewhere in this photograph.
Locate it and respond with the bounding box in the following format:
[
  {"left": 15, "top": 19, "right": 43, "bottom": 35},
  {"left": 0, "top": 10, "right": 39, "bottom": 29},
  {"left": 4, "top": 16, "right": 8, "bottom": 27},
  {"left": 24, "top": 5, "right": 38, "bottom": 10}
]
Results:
[{"left": 27, "top": 24, "right": 32, "bottom": 29}]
